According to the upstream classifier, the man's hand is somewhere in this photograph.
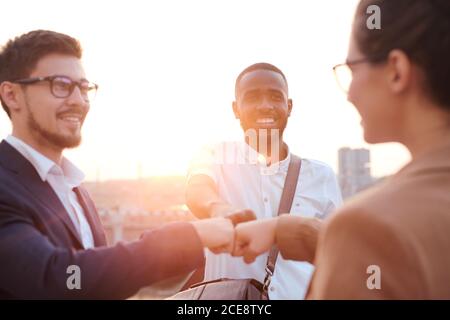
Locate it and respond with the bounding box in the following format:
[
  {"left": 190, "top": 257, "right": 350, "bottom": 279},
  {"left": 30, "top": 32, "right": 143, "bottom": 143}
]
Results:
[
  {"left": 191, "top": 217, "right": 235, "bottom": 253},
  {"left": 233, "top": 218, "right": 278, "bottom": 263},
  {"left": 210, "top": 203, "right": 257, "bottom": 226}
]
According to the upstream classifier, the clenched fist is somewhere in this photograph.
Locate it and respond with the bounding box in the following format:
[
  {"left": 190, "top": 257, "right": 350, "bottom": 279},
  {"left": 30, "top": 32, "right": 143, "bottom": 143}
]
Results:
[
  {"left": 191, "top": 217, "right": 235, "bottom": 253},
  {"left": 233, "top": 218, "right": 278, "bottom": 263}
]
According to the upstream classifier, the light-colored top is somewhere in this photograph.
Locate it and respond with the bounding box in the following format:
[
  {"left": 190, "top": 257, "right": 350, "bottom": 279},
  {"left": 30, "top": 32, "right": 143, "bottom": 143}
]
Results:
[
  {"left": 5, "top": 135, "right": 94, "bottom": 249},
  {"left": 188, "top": 141, "right": 343, "bottom": 299}
]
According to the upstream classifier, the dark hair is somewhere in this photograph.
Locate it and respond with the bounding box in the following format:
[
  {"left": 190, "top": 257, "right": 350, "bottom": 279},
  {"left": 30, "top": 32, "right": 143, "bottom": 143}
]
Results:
[
  {"left": 235, "top": 62, "right": 288, "bottom": 98},
  {"left": 354, "top": 0, "right": 450, "bottom": 110},
  {"left": 0, "top": 30, "right": 82, "bottom": 118}
]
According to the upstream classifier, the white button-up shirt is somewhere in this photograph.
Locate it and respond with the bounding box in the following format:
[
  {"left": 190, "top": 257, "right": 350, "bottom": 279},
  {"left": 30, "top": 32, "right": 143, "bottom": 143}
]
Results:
[
  {"left": 5, "top": 135, "right": 94, "bottom": 249},
  {"left": 188, "top": 141, "right": 343, "bottom": 299}
]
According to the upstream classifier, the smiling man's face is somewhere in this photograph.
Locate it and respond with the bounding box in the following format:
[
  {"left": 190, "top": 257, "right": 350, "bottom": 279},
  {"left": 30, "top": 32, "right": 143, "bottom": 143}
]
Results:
[
  {"left": 234, "top": 69, "right": 292, "bottom": 139},
  {"left": 17, "top": 53, "right": 90, "bottom": 150}
]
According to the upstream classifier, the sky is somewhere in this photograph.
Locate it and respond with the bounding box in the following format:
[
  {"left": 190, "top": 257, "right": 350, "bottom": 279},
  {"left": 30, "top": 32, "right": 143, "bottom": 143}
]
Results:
[{"left": 0, "top": 0, "right": 411, "bottom": 181}]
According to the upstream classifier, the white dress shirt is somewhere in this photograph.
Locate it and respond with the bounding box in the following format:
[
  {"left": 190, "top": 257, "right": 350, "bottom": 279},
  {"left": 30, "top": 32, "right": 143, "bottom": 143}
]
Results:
[
  {"left": 188, "top": 141, "right": 343, "bottom": 299},
  {"left": 5, "top": 135, "right": 94, "bottom": 249}
]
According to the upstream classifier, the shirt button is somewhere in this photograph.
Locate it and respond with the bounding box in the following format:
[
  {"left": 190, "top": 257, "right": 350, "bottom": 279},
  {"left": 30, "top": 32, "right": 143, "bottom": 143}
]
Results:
[
  {"left": 270, "top": 286, "right": 275, "bottom": 292},
  {"left": 264, "top": 197, "right": 268, "bottom": 202}
]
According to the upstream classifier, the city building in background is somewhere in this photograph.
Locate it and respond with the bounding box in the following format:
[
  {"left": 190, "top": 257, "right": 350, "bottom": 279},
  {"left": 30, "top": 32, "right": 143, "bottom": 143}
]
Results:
[{"left": 338, "top": 147, "right": 374, "bottom": 199}]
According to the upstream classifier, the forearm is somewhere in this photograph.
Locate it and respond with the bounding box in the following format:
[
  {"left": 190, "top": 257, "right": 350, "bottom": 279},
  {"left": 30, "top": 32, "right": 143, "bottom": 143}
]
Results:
[
  {"left": 186, "top": 176, "right": 256, "bottom": 226},
  {"left": 186, "top": 175, "right": 232, "bottom": 219},
  {"left": 0, "top": 221, "right": 204, "bottom": 299},
  {"left": 275, "top": 215, "right": 322, "bottom": 264}
]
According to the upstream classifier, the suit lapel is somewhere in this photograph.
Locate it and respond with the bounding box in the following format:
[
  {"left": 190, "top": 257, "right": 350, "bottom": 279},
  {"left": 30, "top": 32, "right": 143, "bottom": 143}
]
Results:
[
  {"left": 73, "top": 187, "right": 107, "bottom": 246},
  {"left": 0, "top": 140, "right": 84, "bottom": 248}
]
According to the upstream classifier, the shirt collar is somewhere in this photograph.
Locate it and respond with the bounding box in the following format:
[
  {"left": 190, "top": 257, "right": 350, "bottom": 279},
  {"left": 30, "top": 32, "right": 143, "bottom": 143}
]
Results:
[
  {"left": 238, "top": 140, "right": 291, "bottom": 175},
  {"left": 5, "top": 135, "right": 85, "bottom": 187}
]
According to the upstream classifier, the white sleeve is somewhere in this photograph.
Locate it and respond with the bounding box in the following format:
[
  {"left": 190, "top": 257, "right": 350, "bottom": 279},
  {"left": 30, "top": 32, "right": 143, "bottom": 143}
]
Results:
[
  {"left": 187, "top": 144, "right": 218, "bottom": 184},
  {"left": 322, "top": 167, "right": 343, "bottom": 218}
]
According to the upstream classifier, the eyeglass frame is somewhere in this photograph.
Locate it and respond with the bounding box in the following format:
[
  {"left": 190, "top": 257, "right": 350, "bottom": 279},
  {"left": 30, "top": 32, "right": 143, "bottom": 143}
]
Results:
[
  {"left": 12, "top": 75, "right": 99, "bottom": 102},
  {"left": 333, "top": 54, "right": 388, "bottom": 93}
]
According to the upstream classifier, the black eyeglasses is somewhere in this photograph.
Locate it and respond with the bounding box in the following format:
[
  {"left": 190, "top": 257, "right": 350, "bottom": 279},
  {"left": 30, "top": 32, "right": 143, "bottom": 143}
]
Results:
[
  {"left": 333, "top": 55, "right": 386, "bottom": 93},
  {"left": 13, "top": 75, "right": 98, "bottom": 102}
]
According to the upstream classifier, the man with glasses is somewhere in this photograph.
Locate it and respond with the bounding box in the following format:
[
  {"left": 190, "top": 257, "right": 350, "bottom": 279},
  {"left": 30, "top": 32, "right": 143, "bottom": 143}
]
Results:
[{"left": 0, "top": 30, "right": 235, "bottom": 299}]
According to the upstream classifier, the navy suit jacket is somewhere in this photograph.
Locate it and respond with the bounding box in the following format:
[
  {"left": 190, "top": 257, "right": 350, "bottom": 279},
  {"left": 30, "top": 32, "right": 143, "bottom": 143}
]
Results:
[{"left": 0, "top": 140, "right": 204, "bottom": 299}]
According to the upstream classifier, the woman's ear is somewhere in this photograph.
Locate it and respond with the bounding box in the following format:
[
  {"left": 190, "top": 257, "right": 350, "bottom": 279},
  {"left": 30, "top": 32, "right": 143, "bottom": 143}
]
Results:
[{"left": 386, "top": 49, "right": 412, "bottom": 94}]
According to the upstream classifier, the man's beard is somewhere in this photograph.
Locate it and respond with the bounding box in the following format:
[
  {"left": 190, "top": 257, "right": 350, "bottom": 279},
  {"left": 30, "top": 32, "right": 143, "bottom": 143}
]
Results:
[{"left": 25, "top": 101, "right": 82, "bottom": 149}]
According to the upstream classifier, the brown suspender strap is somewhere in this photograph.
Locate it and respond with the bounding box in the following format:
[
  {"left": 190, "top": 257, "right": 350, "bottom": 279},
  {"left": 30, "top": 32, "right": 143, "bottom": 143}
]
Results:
[{"left": 261, "top": 154, "right": 302, "bottom": 298}]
